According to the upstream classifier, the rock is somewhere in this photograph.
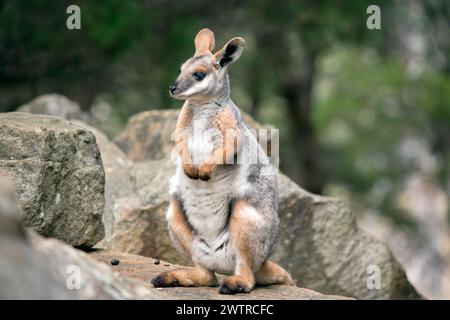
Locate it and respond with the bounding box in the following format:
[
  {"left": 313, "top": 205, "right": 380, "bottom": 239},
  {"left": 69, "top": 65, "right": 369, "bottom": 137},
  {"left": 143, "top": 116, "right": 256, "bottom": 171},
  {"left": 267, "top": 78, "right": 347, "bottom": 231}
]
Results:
[
  {"left": 105, "top": 109, "right": 421, "bottom": 299},
  {"left": 71, "top": 120, "right": 187, "bottom": 263},
  {"left": 0, "top": 171, "right": 23, "bottom": 236},
  {"left": 274, "top": 174, "right": 420, "bottom": 299},
  {"left": 70, "top": 120, "right": 132, "bottom": 170},
  {"left": 0, "top": 174, "right": 170, "bottom": 299},
  {"left": 17, "top": 94, "right": 89, "bottom": 122},
  {"left": 0, "top": 112, "right": 105, "bottom": 247},
  {"left": 90, "top": 250, "right": 353, "bottom": 300},
  {"left": 97, "top": 157, "right": 180, "bottom": 261},
  {"left": 28, "top": 233, "right": 170, "bottom": 299},
  {"left": 0, "top": 173, "right": 76, "bottom": 299},
  {"left": 108, "top": 158, "right": 187, "bottom": 263},
  {"left": 0, "top": 231, "right": 78, "bottom": 300},
  {"left": 114, "top": 110, "right": 179, "bottom": 161},
  {"left": 68, "top": 120, "right": 134, "bottom": 250}
]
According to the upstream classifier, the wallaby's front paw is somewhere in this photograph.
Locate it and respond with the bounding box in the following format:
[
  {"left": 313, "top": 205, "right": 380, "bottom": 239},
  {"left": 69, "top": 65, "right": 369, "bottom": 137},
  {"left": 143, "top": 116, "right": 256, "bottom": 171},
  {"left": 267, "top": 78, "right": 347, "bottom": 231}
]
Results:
[
  {"left": 198, "top": 163, "right": 214, "bottom": 181},
  {"left": 183, "top": 163, "right": 199, "bottom": 180},
  {"left": 219, "top": 276, "right": 252, "bottom": 294}
]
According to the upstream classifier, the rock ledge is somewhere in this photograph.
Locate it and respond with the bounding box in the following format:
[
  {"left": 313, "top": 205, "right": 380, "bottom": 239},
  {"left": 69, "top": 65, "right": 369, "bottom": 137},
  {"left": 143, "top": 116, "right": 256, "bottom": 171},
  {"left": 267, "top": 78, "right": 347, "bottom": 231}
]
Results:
[{"left": 90, "top": 250, "right": 353, "bottom": 300}]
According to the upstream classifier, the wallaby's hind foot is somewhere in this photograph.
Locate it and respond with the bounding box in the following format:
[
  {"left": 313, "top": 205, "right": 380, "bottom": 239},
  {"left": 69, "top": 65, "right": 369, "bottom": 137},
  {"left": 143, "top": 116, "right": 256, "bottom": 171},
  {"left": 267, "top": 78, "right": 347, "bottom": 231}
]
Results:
[
  {"left": 218, "top": 260, "right": 293, "bottom": 294},
  {"left": 219, "top": 274, "right": 254, "bottom": 294},
  {"left": 255, "top": 260, "right": 295, "bottom": 286},
  {"left": 151, "top": 266, "right": 218, "bottom": 288}
]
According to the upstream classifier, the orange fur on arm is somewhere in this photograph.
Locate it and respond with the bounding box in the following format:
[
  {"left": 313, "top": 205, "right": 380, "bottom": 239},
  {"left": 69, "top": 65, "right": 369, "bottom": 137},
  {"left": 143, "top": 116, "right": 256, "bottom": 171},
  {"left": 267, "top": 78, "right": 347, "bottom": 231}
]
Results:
[
  {"left": 175, "top": 104, "right": 193, "bottom": 165},
  {"left": 198, "top": 108, "right": 241, "bottom": 180},
  {"left": 205, "top": 108, "right": 241, "bottom": 166},
  {"left": 176, "top": 104, "right": 200, "bottom": 179}
]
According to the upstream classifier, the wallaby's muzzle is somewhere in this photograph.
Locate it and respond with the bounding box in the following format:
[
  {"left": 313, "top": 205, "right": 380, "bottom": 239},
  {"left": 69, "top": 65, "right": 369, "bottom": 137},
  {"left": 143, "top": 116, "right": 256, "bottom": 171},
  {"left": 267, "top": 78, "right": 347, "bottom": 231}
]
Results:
[{"left": 169, "top": 82, "right": 178, "bottom": 95}]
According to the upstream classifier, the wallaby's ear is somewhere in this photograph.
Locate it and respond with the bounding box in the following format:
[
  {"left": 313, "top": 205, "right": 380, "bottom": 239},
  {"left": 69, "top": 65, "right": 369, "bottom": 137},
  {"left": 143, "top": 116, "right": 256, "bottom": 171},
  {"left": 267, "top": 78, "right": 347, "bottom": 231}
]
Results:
[
  {"left": 194, "top": 28, "right": 215, "bottom": 56},
  {"left": 213, "top": 37, "right": 245, "bottom": 69}
]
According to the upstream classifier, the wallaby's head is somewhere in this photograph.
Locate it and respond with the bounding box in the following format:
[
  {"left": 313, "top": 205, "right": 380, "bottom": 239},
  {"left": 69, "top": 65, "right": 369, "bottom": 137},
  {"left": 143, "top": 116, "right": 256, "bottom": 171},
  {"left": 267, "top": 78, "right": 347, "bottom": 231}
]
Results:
[{"left": 169, "top": 28, "right": 245, "bottom": 101}]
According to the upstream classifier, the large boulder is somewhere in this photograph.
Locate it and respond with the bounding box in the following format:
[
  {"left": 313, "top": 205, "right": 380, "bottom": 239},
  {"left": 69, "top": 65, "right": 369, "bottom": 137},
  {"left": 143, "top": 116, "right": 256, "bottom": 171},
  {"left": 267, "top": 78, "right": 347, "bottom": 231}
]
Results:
[
  {"left": 114, "top": 110, "right": 180, "bottom": 161},
  {"left": 0, "top": 171, "right": 23, "bottom": 236},
  {"left": 71, "top": 120, "right": 187, "bottom": 264},
  {"left": 274, "top": 174, "right": 419, "bottom": 299},
  {"left": 106, "top": 110, "right": 420, "bottom": 299},
  {"left": 17, "top": 94, "right": 89, "bottom": 122},
  {"left": 0, "top": 112, "right": 105, "bottom": 247},
  {"left": 0, "top": 173, "right": 169, "bottom": 299},
  {"left": 0, "top": 172, "right": 76, "bottom": 299}
]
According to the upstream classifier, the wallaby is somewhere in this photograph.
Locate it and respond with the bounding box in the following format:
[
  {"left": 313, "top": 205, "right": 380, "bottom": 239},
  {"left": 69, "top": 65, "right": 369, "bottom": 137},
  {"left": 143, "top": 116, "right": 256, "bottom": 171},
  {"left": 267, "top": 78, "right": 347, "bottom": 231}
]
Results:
[{"left": 151, "top": 28, "right": 293, "bottom": 294}]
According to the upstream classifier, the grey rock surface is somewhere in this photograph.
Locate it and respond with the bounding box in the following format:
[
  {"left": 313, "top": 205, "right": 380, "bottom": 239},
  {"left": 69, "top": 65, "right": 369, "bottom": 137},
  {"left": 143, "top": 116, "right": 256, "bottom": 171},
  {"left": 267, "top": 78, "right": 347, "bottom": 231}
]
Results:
[
  {"left": 0, "top": 173, "right": 76, "bottom": 299},
  {"left": 0, "top": 174, "right": 168, "bottom": 299},
  {"left": 274, "top": 174, "right": 420, "bottom": 299},
  {"left": 90, "top": 250, "right": 353, "bottom": 300},
  {"left": 0, "top": 112, "right": 105, "bottom": 247},
  {"left": 17, "top": 94, "right": 89, "bottom": 122}
]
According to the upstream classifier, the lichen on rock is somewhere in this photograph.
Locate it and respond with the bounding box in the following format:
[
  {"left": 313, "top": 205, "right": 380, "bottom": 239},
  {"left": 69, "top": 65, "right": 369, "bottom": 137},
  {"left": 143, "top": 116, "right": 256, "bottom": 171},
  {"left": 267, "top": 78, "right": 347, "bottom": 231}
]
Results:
[{"left": 0, "top": 112, "right": 105, "bottom": 247}]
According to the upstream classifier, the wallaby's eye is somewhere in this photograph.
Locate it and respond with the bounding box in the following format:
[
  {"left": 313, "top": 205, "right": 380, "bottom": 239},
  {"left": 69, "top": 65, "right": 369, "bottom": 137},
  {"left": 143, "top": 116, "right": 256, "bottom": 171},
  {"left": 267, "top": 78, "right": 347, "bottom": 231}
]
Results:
[{"left": 192, "top": 72, "right": 206, "bottom": 81}]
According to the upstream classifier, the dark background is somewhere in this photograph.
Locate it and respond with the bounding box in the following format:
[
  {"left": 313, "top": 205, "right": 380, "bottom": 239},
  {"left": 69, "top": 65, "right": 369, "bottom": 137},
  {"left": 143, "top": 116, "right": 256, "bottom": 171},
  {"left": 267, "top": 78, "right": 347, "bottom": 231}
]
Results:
[{"left": 1, "top": 0, "right": 449, "bottom": 298}]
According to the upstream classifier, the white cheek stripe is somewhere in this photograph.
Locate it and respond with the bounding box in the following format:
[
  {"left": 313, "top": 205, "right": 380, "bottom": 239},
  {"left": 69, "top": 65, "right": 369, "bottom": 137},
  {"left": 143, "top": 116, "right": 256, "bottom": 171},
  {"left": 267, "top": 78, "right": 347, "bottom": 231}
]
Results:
[{"left": 183, "top": 75, "right": 211, "bottom": 96}]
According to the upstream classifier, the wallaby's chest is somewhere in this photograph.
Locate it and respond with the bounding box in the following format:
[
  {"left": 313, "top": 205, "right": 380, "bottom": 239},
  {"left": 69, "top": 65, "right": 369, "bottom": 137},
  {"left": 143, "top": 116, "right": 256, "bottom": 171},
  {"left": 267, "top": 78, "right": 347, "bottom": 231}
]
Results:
[{"left": 186, "top": 111, "right": 221, "bottom": 165}]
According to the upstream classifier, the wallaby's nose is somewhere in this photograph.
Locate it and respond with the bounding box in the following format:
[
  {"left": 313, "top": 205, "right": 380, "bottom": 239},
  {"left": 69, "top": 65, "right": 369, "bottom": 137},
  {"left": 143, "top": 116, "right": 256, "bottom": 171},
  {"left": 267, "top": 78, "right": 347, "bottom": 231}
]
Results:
[{"left": 169, "top": 83, "right": 178, "bottom": 94}]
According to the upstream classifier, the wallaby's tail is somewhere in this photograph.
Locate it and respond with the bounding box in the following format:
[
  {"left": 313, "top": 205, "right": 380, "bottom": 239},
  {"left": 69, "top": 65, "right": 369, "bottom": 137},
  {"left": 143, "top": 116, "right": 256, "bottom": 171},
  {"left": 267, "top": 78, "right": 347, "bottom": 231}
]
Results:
[{"left": 255, "top": 260, "right": 295, "bottom": 286}]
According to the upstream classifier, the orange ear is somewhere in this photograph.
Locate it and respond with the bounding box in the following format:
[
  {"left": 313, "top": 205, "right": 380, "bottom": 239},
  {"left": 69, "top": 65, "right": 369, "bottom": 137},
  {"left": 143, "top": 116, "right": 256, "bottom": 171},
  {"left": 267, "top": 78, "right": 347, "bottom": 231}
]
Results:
[{"left": 194, "top": 28, "right": 215, "bottom": 56}]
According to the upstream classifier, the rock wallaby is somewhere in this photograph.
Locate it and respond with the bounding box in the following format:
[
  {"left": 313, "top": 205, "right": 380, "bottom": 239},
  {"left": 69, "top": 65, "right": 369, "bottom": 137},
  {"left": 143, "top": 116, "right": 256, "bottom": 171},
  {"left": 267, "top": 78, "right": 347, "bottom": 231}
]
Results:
[{"left": 151, "top": 28, "right": 293, "bottom": 294}]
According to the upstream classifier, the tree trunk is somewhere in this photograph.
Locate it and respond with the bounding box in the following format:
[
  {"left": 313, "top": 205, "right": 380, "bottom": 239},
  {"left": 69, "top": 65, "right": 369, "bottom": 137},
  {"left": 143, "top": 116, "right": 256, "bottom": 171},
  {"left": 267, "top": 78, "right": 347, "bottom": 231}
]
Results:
[{"left": 282, "top": 51, "right": 324, "bottom": 194}]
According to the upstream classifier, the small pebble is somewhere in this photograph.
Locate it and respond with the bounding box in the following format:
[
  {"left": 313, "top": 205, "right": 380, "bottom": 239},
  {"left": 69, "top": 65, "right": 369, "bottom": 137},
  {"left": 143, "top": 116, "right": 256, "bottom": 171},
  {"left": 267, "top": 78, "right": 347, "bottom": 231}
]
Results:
[
  {"left": 154, "top": 259, "right": 160, "bottom": 265},
  {"left": 111, "top": 258, "right": 120, "bottom": 266},
  {"left": 164, "top": 264, "right": 170, "bottom": 267}
]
